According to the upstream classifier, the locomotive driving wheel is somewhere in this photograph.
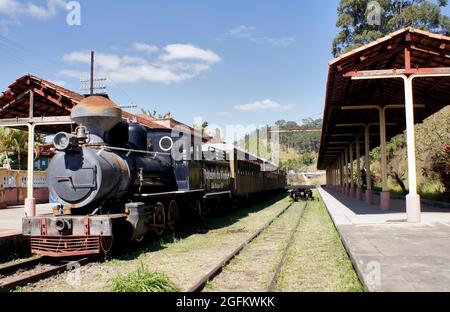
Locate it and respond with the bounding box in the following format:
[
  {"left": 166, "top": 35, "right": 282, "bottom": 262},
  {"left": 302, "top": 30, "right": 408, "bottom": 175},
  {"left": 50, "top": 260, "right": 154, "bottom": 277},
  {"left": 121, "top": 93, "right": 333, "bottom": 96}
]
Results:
[
  {"left": 153, "top": 202, "right": 166, "bottom": 236},
  {"left": 168, "top": 200, "right": 179, "bottom": 230}
]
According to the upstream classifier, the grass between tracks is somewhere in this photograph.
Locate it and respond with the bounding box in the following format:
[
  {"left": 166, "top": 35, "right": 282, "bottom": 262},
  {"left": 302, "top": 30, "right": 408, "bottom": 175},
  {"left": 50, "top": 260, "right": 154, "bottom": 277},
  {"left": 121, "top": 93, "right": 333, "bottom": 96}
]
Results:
[
  {"left": 276, "top": 191, "right": 363, "bottom": 292},
  {"left": 108, "top": 263, "right": 180, "bottom": 292},
  {"left": 19, "top": 194, "right": 292, "bottom": 292}
]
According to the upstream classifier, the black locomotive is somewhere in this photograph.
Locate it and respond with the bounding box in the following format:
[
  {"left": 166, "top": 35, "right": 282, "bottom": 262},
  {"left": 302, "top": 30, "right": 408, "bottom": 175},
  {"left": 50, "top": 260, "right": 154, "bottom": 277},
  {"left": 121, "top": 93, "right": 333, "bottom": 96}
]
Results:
[{"left": 22, "top": 96, "right": 286, "bottom": 257}]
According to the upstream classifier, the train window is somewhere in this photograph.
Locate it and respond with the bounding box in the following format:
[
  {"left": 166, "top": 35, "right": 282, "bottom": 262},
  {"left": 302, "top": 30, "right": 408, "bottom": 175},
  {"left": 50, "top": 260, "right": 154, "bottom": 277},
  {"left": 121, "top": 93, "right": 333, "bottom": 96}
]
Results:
[{"left": 159, "top": 136, "right": 174, "bottom": 152}]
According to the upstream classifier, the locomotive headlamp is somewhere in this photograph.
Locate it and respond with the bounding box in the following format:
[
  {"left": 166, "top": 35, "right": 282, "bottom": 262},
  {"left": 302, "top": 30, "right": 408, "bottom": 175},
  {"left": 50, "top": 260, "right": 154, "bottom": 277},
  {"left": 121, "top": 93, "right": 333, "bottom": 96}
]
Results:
[
  {"left": 53, "top": 132, "right": 79, "bottom": 151},
  {"left": 159, "top": 136, "right": 174, "bottom": 152}
]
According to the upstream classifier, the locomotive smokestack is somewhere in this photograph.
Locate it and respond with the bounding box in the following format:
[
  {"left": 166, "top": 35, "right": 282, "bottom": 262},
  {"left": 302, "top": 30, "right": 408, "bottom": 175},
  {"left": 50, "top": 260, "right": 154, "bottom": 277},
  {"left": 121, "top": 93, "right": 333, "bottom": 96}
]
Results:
[{"left": 71, "top": 96, "right": 122, "bottom": 143}]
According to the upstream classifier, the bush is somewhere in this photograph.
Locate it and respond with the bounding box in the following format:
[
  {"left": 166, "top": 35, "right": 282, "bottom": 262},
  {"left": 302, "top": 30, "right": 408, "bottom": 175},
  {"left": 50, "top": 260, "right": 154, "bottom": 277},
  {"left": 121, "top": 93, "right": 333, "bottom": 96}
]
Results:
[{"left": 108, "top": 264, "right": 180, "bottom": 292}]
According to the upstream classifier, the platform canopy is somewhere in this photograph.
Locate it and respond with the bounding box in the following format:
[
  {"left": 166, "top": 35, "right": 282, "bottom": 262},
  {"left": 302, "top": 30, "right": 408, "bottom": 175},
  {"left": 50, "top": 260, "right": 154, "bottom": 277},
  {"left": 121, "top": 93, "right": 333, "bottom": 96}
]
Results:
[
  {"left": 318, "top": 28, "right": 450, "bottom": 170},
  {"left": 0, "top": 74, "right": 168, "bottom": 132}
]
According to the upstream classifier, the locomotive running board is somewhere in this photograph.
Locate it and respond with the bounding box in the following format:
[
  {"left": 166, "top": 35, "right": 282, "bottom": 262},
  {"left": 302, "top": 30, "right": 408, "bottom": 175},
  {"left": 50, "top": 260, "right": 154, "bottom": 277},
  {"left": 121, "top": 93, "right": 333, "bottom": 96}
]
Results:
[
  {"left": 134, "top": 189, "right": 204, "bottom": 198},
  {"left": 204, "top": 191, "right": 232, "bottom": 199}
]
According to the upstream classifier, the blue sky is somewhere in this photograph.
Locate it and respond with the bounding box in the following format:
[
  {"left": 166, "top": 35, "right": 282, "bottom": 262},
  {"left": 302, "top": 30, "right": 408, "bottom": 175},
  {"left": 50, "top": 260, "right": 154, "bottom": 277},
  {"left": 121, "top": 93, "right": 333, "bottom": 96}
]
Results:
[{"left": 1, "top": 0, "right": 449, "bottom": 133}]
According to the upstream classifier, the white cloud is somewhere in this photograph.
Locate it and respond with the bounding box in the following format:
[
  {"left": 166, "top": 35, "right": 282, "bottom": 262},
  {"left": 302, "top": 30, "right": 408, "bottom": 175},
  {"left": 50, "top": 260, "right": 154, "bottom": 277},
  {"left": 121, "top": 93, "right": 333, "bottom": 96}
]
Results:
[
  {"left": 0, "top": 0, "right": 67, "bottom": 32},
  {"left": 226, "top": 25, "right": 256, "bottom": 38},
  {"left": 0, "top": 0, "right": 22, "bottom": 16},
  {"left": 60, "top": 44, "right": 221, "bottom": 84},
  {"left": 160, "top": 44, "right": 221, "bottom": 64},
  {"left": 224, "top": 25, "right": 295, "bottom": 46},
  {"left": 27, "top": 0, "right": 66, "bottom": 20},
  {"left": 133, "top": 42, "right": 159, "bottom": 55},
  {"left": 234, "top": 99, "right": 293, "bottom": 113}
]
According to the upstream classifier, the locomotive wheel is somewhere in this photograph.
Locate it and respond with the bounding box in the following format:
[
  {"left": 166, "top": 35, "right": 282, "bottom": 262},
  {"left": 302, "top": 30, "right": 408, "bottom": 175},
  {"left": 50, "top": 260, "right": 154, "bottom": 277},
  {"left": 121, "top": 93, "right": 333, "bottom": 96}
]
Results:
[
  {"left": 153, "top": 202, "right": 166, "bottom": 236},
  {"left": 168, "top": 200, "right": 179, "bottom": 231}
]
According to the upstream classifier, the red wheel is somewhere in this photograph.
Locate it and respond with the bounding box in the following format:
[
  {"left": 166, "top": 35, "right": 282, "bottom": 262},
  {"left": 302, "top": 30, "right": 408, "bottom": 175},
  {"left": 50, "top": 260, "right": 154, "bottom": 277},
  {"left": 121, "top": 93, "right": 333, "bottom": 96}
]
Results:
[
  {"left": 168, "top": 200, "right": 179, "bottom": 230},
  {"left": 153, "top": 202, "right": 166, "bottom": 236}
]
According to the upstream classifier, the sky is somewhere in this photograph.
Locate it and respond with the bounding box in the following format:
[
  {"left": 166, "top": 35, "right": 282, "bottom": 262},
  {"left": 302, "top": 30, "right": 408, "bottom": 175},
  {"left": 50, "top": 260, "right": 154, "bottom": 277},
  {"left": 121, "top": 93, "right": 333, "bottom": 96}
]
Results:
[{"left": 0, "top": 0, "right": 449, "bottom": 135}]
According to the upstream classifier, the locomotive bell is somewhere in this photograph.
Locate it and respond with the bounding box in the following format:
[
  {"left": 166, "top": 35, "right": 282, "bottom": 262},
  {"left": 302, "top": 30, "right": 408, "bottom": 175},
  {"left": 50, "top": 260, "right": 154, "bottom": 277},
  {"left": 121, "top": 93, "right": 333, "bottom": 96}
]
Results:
[{"left": 71, "top": 96, "right": 122, "bottom": 141}]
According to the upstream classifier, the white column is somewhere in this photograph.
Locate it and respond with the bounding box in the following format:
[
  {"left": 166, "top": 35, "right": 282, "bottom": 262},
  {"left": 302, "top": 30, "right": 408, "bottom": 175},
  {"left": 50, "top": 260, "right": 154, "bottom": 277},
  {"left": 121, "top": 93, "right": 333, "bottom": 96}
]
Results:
[
  {"left": 379, "top": 107, "right": 391, "bottom": 210},
  {"left": 344, "top": 148, "right": 349, "bottom": 195},
  {"left": 25, "top": 123, "right": 36, "bottom": 217},
  {"left": 356, "top": 135, "right": 362, "bottom": 200},
  {"left": 379, "top": 108, "right": 388, "bottom": 192},
  {"left": 341, "top": 153, "right": 345, "bottom": 192},
  {"left": 364, "top": 125, "right": 374, "bottom": 204},
  {"left": 404, "top": 76, "right": 421, "bottom": 223},
  {"left": 349, "top": 142, "right": 355, "bottom": 197}
]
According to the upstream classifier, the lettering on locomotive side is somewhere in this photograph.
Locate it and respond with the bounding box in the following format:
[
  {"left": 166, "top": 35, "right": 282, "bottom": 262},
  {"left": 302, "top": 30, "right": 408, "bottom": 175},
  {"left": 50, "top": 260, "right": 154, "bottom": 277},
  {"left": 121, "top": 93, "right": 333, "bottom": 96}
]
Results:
[{"left": 203, "top": 169, "right": 230, "bottom": 181}]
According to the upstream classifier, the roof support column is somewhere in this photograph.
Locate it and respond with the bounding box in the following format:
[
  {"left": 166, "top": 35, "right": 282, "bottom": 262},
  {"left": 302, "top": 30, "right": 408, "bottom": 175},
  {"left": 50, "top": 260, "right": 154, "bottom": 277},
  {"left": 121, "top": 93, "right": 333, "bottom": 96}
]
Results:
[
  {"left": 379, "top": 107, "right": 391, "bottom": 211},
  {"left": 25, "top": 91, "right": 36, "bottom": 217},
  {"left": 342, "top": 150, "right": 345, "bottom": 194},
  {"left": 404, "top": 76, "right": 421, "bottom": 223},
  {"left": 356, "top": 135, "right": 362, "bottom": 200},
  {"left": 344, "top": 147, "right": 349, "bottom": 195},
  {"left": 0, "top": 115, "right": 73, "bottom": 218},
  {"left": 335, "top": 165, "right": 338, "bottom": 189},
  {"left": 364, "top": 125, "right": 374, "bottom": 204},
  {"left": 349, "top": 142, "right": 355, "bottom": 197}
]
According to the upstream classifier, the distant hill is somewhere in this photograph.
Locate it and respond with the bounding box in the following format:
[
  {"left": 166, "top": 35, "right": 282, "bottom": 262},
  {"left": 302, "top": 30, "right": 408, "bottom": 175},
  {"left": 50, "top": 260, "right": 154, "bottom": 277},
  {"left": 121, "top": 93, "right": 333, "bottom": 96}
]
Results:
[{"left": 236, "top": 118, "right": 323, "bottom": 185}]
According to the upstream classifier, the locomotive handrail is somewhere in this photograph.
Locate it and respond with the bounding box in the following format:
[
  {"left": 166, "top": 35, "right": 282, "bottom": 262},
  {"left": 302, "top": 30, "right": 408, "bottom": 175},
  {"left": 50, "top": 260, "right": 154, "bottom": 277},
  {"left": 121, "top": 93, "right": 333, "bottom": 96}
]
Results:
[{"left": 94, "top": 145, "right": 171, "bottom": 157}]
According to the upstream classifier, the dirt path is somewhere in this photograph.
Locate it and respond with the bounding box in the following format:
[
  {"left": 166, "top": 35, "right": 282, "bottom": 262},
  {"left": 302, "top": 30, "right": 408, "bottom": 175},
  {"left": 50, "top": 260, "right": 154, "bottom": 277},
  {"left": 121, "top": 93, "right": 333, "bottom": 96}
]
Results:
[
  {"left": 19, "top": 195, "right": 292, "bottom": 292},
  {"left": 205, "top": 201, "right": 306, "bottom": 292}
]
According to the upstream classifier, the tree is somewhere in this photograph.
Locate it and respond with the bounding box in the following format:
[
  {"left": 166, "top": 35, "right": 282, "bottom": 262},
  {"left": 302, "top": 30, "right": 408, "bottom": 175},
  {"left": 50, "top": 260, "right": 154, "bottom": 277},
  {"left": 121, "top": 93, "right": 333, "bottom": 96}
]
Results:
[
  {"left": 140, "top": 108, "right": 165, "bottom": 119},
  {"left": 416, "top": 106, "right": 450, "bottom": 198},
  {"left": 333, "top": 0, "right": 450, "bottom": 57},
  {"left": 0, "top": 128, "right": 43, "bottom": 170}
]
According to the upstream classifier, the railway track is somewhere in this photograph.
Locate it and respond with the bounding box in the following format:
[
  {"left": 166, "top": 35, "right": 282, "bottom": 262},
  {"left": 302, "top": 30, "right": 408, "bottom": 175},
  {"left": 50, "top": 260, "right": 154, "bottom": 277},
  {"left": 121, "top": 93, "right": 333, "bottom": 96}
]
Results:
[
  {"left": 188, "top": 200, "right": 308, "bottom": 292},
  {"left": 0, "top": 256, "right": 92, "bottom": 292}
]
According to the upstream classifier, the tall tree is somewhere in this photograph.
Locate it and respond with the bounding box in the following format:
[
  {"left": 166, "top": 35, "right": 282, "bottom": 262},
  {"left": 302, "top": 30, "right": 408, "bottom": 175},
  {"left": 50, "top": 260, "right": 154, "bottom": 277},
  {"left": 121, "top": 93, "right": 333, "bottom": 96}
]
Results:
[{"left": 333, "top": 0, "right": 450, "bottom": 57}]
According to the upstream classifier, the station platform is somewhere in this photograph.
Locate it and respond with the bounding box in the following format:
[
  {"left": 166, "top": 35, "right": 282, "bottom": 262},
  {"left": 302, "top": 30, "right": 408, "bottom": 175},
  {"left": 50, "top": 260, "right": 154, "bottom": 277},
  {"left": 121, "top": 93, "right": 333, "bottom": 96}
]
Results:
[
  {"left": 319, "top": 187, "right": 450, "bottom": 292},
  {"left": 0, "top": 204, "right": 54, "bottom": 262}
]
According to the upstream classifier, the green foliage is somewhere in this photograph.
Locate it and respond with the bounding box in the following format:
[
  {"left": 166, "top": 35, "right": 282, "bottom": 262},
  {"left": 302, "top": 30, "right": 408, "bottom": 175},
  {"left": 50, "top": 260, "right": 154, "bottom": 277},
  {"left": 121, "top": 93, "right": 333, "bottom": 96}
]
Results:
[
  {"left": 108, "top": 264, "right": 180, "bottom": 292},
  {"left": 280, "top": 152, "right": 317, "bottom": 172},
  {"left": 276, "top": 118, "right": 323, "bottom": 153},
  {"left": 237, "top": 118, "right": 323, "bottom": 172},
  {"left": 0, "top": 128, "right": 44, "bottom": 170},
  {"left": 140, "top": 107, "right": 164, "bottom": 119},
  {"left": 194, "top": 121, "right": 209, "bottom": 131},
  {"left": 369, "top": 107, "right": 449, "bottom": 199},
  {"left": 333, "top": 0, "right": 450, "bottom": 57},
  {"left": 416, "top": 106, "right": 450, "bottom": 198}
]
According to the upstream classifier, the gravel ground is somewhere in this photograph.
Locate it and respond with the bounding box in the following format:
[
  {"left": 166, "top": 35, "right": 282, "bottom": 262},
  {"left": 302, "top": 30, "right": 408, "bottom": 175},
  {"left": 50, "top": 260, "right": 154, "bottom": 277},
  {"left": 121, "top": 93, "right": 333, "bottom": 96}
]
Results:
[
  {"left": 205, "top": 201, "right": 306, "bottom": 292},
  {"left": 19, "top": 195, "right": 292, "bottom": 292}
]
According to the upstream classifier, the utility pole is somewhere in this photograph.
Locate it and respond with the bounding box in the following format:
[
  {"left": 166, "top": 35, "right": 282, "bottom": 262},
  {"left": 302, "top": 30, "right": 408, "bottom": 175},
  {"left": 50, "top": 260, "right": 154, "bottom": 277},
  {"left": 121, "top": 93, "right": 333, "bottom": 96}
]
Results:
[
  {"left": 80, "top": 50, "right": 107, "bottom": 95},
  {"left": 90, "top": 51, "right": 94, "bottom": 95}
]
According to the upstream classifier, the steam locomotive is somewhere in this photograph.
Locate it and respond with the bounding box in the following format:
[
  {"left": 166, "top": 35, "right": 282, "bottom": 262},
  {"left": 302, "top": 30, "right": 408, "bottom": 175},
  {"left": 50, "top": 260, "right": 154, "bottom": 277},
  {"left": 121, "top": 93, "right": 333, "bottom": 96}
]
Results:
[{"left": 22, "top": 96, "right": 287, "bottom": 257}]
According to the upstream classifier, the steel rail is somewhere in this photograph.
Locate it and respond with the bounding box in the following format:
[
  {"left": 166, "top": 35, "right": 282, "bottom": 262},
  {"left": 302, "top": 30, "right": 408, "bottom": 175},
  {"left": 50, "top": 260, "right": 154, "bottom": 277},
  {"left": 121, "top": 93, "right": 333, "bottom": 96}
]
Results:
[
  {"left": 188, "top": 201, "right": 298, "bottom": 292},
  {"left": 0, "top": 257, "right": 91, "bottom": 292},
  {"left": 267, "top": 201, "right": 308, "bottom": 292},
  {"left": 0, "top": 256, "right": 44, "bottom": 277}
]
